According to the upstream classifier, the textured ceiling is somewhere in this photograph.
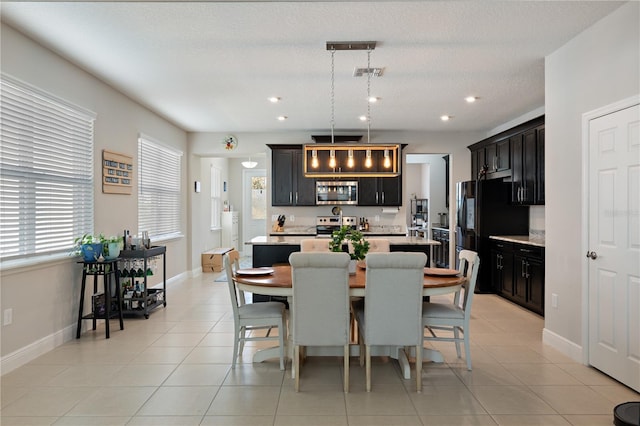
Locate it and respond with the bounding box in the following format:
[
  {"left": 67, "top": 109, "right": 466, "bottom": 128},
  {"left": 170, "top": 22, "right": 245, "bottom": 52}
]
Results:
[{"left": 1, "top": 1, "right": 624, "bottom": 134}]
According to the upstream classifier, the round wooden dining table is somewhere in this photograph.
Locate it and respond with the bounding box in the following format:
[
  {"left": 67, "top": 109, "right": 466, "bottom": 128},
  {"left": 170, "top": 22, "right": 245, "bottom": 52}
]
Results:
[{"left": 234, "top": 264, "right": 465, "bottom": 378}]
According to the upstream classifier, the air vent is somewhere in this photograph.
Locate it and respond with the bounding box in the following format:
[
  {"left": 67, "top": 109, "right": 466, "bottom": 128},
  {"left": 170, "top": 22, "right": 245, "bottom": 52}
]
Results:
[{"left": 353, "top": 67, "right": 384, "bottom": 77}]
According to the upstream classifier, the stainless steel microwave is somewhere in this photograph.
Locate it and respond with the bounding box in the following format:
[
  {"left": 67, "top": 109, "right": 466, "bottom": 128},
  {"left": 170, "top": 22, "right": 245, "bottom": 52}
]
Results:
[{"left": 316, "top": 181, "right": 358, "bottom": 205}]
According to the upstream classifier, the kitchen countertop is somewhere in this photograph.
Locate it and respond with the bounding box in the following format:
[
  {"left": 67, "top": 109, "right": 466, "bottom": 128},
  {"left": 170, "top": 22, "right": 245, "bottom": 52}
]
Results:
[
  {"left": 490, "top": 235, "right": 545, "bottom": 247},
  {"left": 248, "top": 235, "right": 440, "bottom": 246},
  {"left": 269, "top": 225, "right": 406, "bottom": 237}
]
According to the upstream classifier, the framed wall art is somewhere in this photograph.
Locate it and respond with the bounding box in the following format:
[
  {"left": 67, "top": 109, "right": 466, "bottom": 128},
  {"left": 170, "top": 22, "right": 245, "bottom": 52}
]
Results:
[{"left": 102, "top": 149, "right": 133, "bottom": 194}]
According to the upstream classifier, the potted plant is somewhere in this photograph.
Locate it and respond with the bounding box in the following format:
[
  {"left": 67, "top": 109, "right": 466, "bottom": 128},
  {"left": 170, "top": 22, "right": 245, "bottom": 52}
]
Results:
[
  {"left": 329, "top": 225, "right": 370, "bottom": 274},
  {"left": 103, "top": 236, "right": 123, "bottom": 260},
  {"left": 72, "top": 233, "right": 105, "bottom": 262}
]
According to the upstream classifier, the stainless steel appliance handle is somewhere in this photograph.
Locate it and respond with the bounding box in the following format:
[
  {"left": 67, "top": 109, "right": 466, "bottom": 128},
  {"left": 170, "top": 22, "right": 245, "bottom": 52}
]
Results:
[
  {"left": 289, "top": 192, "right": 292, "bottom": 204},
  {"left": 382, "top": 192, "right": 385, "bottom": 204}
]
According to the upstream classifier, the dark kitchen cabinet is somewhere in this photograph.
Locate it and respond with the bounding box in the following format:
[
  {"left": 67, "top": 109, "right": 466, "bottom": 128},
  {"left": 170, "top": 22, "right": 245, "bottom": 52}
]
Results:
[
  {"left": 269, "top": 145, "right": 316, "bottom": 206},
  {"left": 432, "top": 228, "right": 450, "bottom": 268},
  {"left": 486, "top": 138, "right": 510, "bottom": 174},
  {"left": 358, "top": 176, "right": 402, "bottom": 206},
  {"left": 490, "top": 240, "right": 514, "bottom": 298},
  {"left": 513, "top": 245, "right": 544, "bottom": 316},
  {"left": 491, "top": 239, "right": 544, "bottom": 316},
  {"left": 511, "top": 125, "right": 545, "bottom": 205}
]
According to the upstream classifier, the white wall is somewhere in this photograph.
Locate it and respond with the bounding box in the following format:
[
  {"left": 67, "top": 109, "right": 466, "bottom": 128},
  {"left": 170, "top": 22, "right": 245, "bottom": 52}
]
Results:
[
  {"left": 0, "top": 23, "right": 188, "bottom": 368},
  {"left": 544, "top": 1, "right": 639, "bottom": 356}
]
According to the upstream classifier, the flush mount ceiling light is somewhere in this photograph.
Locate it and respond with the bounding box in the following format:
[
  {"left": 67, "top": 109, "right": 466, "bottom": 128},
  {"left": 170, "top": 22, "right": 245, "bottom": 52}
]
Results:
[
  {"left": 268, "top": 96, "right": 281, "bottom": 103},
  {"left": 441, "top": 115, "right": 452, "bottom": 121},
  {"left": 465, "top": 96, "right": 479, "bottom": 103},
  {"left": 277, "top": 115, "right": 287, "bottom": 121},
  {"left": 303, "top": 41, "right": 400, "bottom": 178},
  {"left": 241, "top": 157, "right": 258, "bottom": 168}
]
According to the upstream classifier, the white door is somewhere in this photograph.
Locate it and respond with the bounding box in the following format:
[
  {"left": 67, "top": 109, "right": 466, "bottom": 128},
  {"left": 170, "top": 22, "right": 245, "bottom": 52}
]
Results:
[
  {"left": 588, "top": 102, "right": 640, "bottom": 392},
  {"left": 242, "top": 168, "right": 266, "bottom": 256}
]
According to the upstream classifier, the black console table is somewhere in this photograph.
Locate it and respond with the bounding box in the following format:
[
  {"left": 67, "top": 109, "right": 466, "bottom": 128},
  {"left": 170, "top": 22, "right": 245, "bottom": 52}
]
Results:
[{"left": 76, "top": 258, "right": 124, "bottom": 339}]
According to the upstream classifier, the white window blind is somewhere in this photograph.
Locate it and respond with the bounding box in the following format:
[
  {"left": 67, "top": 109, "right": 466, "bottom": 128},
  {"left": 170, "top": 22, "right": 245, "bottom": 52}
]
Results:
[
  {"left": 210, "top": 166, "right": 221, "bottom": 229},
  {"left": 0, "top": 74, "right": 96, "bottom": 261},
  {"left": 138, "top": 135, "right": 182, "bottom": 241}
]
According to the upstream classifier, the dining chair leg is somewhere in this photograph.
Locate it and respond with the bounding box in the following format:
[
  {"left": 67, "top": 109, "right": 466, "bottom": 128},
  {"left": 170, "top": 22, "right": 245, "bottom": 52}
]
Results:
[
  {"left": 343, "top": 345, "right": 349, "bottom": 393},
  {"left": 453, "top": 327, "right": 462, "bottom": 358},
  {"left": 278, "top": 317, "right": 285, "bottom": 371},
  {"left": 365, "top": 345, "right": 371, "bottom": 392},
  {"left": 232, "top": 325, "right": 240, "bottom": 369},
  {"left": 464, "top": 333, "right": 472, "bottom": 371},
  {"left": 294, "top": 345, "right": 300, "bottom": 392},
  {"left": 358, "top": 332, "right": 365, "bottom": 367},
  {"left": 415, "top": 344, "right": 422, "bottom": 393}
]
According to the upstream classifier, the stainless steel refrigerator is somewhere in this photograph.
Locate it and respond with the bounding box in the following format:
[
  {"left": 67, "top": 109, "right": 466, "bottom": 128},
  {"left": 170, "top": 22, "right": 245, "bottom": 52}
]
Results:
[{"left": 455, "top": 179, "right": 529, "bottom": 292}]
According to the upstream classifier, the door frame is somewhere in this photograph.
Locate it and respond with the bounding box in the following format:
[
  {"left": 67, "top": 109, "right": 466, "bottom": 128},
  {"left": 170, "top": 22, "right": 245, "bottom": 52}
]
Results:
[
  {"left": 580, "top": 94, "right": 640, "bottom": 364},
  {"left": 242, "top": 167, "right": 267, "bottom": 256}
]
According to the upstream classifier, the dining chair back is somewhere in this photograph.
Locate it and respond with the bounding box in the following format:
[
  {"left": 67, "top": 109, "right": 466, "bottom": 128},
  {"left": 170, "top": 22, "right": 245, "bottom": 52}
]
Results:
[
  {"left": 355, "top": 251, "right": 427, "bottom": 392},
  {"left": 300, "top": 238, "right": 331, "bottom": 252},
  {"left": 348, "top": 238, "right": 390, "bottom": 254},
  {"left": 224, "top": 251, "right": 286, "bottom": 370},
  {"left": 422, "top": 249, "right": 480, "bottom": 370},
  {"left": 289, "top": 251, "right": 351, "bottom": 392}
]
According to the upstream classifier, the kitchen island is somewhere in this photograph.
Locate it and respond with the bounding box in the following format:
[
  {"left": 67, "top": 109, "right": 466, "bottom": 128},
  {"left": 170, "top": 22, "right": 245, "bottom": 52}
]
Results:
[{"left": 247, "top": 235, "right": 440, "bottom": 267}]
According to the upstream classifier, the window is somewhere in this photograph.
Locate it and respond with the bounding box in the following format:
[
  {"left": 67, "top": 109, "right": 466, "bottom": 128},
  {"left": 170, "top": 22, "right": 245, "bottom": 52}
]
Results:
[
  {"left": 138, "top": 134, "right": 182, "bottom": 241},
  {"left": 210, "top": 166, "right": 221, "bottom": 229},
  {"left": 0, "top": 74, "right": 96, "bottom": 263}
]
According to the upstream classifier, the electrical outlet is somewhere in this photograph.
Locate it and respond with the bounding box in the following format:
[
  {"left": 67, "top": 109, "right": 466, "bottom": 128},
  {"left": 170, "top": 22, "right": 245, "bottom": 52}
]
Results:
[
  {"left": 272, "top": 214, "right": 278, "bottom": 221},
  {"left": 289, "top": 215, "right": 295, "bottom": 222},
  {"left": 551, "top": 293, "right": 558, "bottom": 308},
  {"left": 374, "top": 215, "right": 380, "bottom": 222},
  {"left": 3, "top": 308, "right": 13, "bottom": 326}
]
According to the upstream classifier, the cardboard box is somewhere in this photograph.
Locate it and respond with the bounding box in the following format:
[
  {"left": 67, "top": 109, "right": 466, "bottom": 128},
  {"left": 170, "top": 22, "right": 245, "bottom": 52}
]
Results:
[{"left": 201, "top": 247, "right": 233, "bottom": 272}]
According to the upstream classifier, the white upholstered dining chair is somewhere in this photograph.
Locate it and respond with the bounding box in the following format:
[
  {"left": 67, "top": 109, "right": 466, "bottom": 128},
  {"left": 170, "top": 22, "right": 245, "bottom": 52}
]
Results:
[
  {"left": 224, "top": 251, "right": 286, "bottom": 370},
  {"left": 355, "top": 252, "right": 427, "bottom": 392},
  {"left": 422, "top": 249, "right": 480, "bottom": 371},
  {"left": 300, "top": 238, "right": 331, "bottom": 252},
  {"left": 289, "top": 251, "right": 351, "bottom": 392},
  {"left": 348, "top": 238, "right": 390, "bottom": 254}
]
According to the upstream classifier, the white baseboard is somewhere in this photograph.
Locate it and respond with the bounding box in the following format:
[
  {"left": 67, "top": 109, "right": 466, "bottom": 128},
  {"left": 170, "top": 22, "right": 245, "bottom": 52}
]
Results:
[
  {"left": 542, "top": 327, "right": 584, "bottom": 363},
  {"left": 2, "top": 271, "right": 190, "bottom": 376},
  {"left": 1, "top": 324, "right": 76, "bottom": 375}
]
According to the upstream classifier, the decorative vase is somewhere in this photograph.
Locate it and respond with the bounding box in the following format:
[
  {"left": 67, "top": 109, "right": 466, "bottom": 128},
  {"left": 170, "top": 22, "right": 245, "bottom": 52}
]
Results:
[
  {"left": 81, "top": 243, "right": 103, "bottom": 262},
  {"left": 104, "top": 242, "right": 120, "bottom": 260},
  {"left": 348, "top": 259, "right": 357, "bottom": 275}
]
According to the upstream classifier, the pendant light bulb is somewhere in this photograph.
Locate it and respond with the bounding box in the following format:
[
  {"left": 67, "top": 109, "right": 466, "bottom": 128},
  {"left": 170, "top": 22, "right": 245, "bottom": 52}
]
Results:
[
  {"left": 311, "top": 149, "right": 319, "bottom": 168},
  {"left": 347, "top": 149, "right": 354, "bottom": 168},
  {"left": 365, "top": 149, "right": 372, "bottom": 168},
  {"left": 383, "top": 149, "right": 391, "bottom": 168},
  {"left": 329, "top": 149, "right": 336, "bottom": 168}
]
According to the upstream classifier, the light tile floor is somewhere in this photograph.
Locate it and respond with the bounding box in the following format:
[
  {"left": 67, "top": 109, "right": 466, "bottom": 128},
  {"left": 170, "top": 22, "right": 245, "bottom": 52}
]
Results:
[{"left": 2, "top": 265, "right": 638, "bottom": 425}]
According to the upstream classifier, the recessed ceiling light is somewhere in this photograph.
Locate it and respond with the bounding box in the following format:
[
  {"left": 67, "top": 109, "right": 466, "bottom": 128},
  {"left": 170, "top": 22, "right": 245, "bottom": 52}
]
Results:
[
  {"left": 269, "top": 97, "right": 281, "bottom": 103},
  {"left": 368, "top": 97, "right": 379, "bottom": 103},
  {"left": 277, "top": 115, "right": 287, "bottom": 121},
  {"left": 441, "top": 115, "right": 452, "bottom": 121},
  {"left": 465, "top": 96, "right": 479, "bottom": 103},
  {"left": 359, "top": 115, "right": 368, "bottom": 121}
]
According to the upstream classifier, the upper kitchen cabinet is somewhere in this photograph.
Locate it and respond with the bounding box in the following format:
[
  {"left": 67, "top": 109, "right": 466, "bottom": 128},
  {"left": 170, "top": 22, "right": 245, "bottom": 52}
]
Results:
[
  {"left": 468, "top": 115, "right": 544, "bottom": 205},
  {"left": 511, "top": 124, "right": 545, "bottom": 205},
  {"left": 269, "top": 145, "right": 316, "bottom": 206},
  {"left": 358, "top": 175, "right": 402, "bottom": 206}
]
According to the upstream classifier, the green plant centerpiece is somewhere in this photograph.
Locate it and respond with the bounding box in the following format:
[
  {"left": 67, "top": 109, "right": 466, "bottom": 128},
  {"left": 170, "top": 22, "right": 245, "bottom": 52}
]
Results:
[{"left": 329, "top": 225, "right": 370, "bottom": 274}]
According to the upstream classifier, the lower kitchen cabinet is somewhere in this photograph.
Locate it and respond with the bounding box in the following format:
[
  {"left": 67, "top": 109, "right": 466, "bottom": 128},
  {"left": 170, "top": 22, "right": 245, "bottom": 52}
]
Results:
[
  {"left": 491, "top": 240, "right": 514, "bottom": 298},
  {"left": 490, "top": 239, "right": 544, "bottom": 316},
  {"left": 431, "top": 228, "right": 450, "bottom": 268}
]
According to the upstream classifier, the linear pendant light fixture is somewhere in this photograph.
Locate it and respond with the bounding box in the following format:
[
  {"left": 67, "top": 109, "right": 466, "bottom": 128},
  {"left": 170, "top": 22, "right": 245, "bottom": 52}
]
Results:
[{"left": 303, "top": 41, "right": 400, "bottom": 178}]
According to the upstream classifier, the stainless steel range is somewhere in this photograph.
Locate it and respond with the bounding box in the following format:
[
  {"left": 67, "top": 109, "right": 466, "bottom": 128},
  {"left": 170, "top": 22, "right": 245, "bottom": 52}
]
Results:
[{"left": 315, "top": 216, "right": 358, "bottom": 237}]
